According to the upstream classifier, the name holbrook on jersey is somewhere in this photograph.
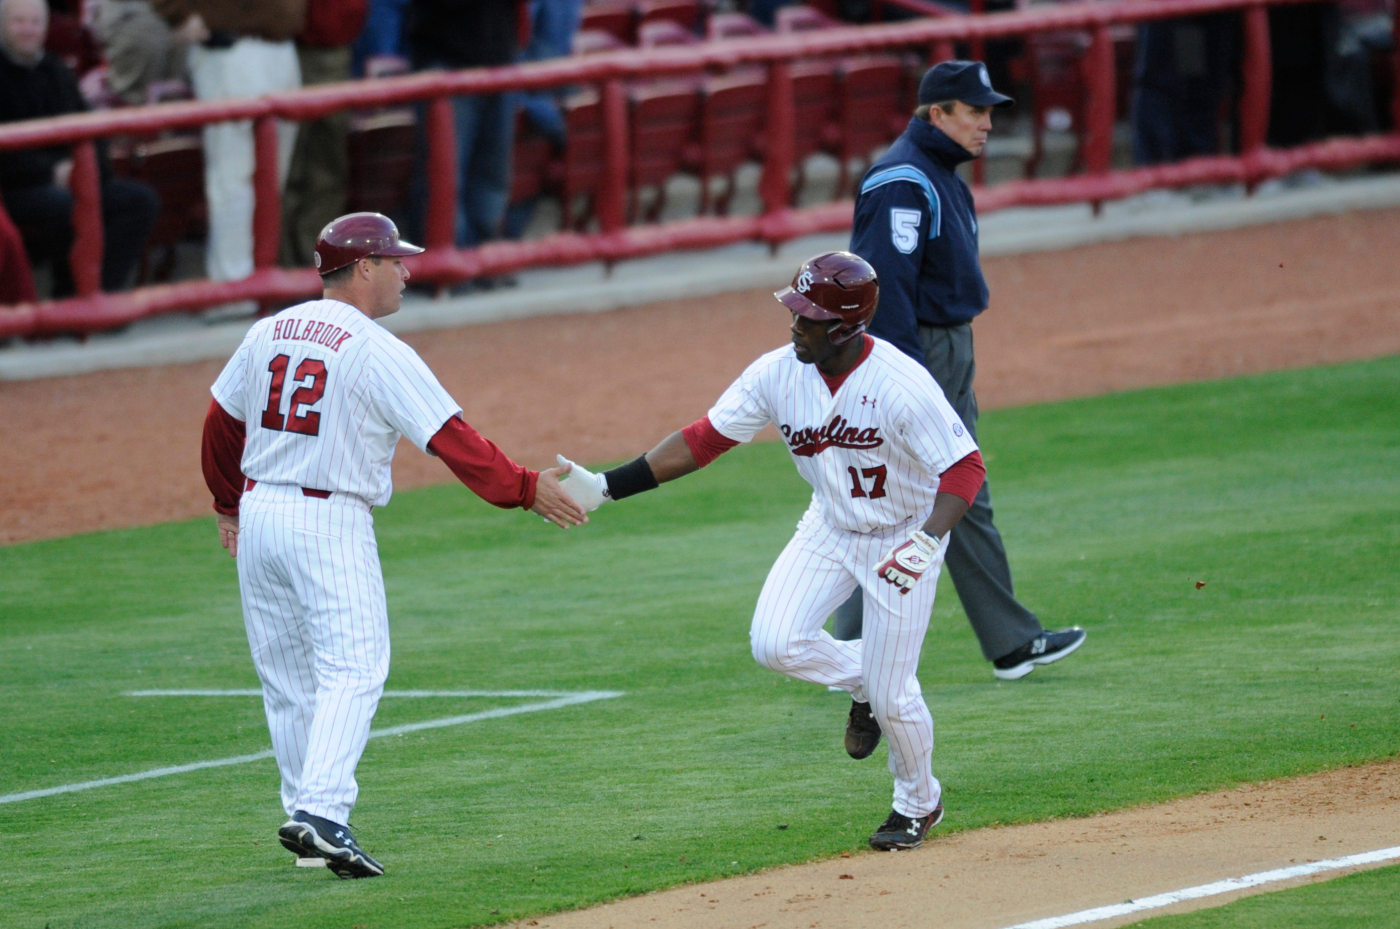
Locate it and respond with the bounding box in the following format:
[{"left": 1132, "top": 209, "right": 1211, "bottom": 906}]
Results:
[{"left": 780, "top": 415, "right": 884, "bottom": 458}]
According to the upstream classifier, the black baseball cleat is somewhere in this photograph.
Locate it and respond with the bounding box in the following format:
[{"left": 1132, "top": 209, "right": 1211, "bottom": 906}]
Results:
[
  {"left": 869, "top": 804, "right": 944, "bottom": 851},
  {"left": 844, "top": 700, "right": 882, "bottom": 759},
  {"left": 992, "top": 627, "right": 1087, "bottom": 681},
  {"left": 278, "top": 811, "right": 385, "bottom": 879}
]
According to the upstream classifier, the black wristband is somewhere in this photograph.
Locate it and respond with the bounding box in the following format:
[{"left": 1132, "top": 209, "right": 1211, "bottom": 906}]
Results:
[{"left": 603, "top": 455, "right": 659, "bottom": 501}]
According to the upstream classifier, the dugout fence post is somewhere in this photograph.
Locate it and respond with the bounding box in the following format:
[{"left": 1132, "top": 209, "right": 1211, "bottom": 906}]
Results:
[
  {"left": 759, "top": 59, "right": 796, "bottom": 230},
  {"left": 969, "top": 0, "right": 986, "bottom": 186},
  {"left": 425, "top": 96, "right": 459, "bottom": 266},
  {"left": 597, "top": 78, "right": 629, "bottom": 237},
  {"left": 252, "top": 115, "right": 282, "bottom": 312},
  {"left": 1239, "top": 3, "right": 1273, "bottom": 189},
  {"left": 1082, "top": 20, "right": 1117, "bottom": 214},
  {"left": 67, "top": 139, "right": 103, "bottom": 298}
]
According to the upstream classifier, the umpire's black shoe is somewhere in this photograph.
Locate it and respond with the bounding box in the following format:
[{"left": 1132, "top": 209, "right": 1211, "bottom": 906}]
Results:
[
  {"left": 278, "top": 811, "right": 385, "bottom": 879},
  {"left": 992, "top": 627, "right": 1087, "bottom": 681},
  {"left": 844, "top": 700, "right": 882, "bottom": 759},
  {"left": 869, "top": 804, "right": 944, "bottom": 851}
]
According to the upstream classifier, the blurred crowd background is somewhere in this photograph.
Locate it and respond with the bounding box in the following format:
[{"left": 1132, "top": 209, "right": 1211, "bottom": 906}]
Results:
[{"left": 0, "top": 0, "right": 1393, "bottom": 306}]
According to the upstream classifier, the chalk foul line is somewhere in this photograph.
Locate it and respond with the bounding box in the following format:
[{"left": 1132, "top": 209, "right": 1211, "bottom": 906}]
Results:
[
  {"left": 1004, "top": 845, "right": 1400, "bottom": 929},
  {"left": 1, "top": 689, "right": 624, "bottom": 806}
]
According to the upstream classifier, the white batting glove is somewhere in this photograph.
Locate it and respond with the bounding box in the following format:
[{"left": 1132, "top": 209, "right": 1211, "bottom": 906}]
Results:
[
  {"left": 555, "top": 454, "right": 608, "bottom": 512},
  {"left": 877, "top": 530, "right": 943, "bottom": 595}
]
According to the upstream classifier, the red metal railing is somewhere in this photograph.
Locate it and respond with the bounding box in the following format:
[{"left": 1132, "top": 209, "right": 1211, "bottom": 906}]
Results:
[{"left": 1, "top": 0, "right": 1397, "bottom": 339}]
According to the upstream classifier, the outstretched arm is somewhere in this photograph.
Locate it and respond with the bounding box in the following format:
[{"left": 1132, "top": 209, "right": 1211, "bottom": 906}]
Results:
[
  {"left": 644, "top": 430, "right": 700, "bottom": 482},
  {"left": 599, "top": 429, "right": 701, "bottom": 501},
  {"left": 428, "top": 416, "right": 587, "bottom": 528}
]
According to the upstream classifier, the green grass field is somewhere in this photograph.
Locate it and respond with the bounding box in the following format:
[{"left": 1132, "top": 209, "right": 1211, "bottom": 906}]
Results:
[
  {"left": 2, "top": 356, "right": 1398, "bottom": 929},
  {"left": 1129, "top": 864, "right": 1400, "bottom": 928}
]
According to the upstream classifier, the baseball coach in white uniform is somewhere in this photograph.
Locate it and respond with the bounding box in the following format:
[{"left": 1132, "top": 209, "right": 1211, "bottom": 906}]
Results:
[
  {"left": 556, "top": 252, "right": 987, "bottom": 851},
  {"left": 201, "top": 212, "right": 587, "bottom": 878}
]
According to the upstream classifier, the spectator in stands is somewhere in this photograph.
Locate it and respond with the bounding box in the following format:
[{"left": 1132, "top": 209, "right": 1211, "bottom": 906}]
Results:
[
  {"left": 90, "top": 0, "right": 189, "bottom": 105},
  {"left": 352, "top": 0, "right": 409, "bottom": 75},
  {"left": 1130, "top": 16, "right": 1238, "bottom": 165},
  {"left": 280, "top": 0, "right": 368, "bottom": 267},
  {"left": 1268, "top": 4, "right": 1378, "bottom": 148},
  {"left": 504, "top": 0, "right": 581, "bottom": 240},
  {"left": 516, "top": 0, "right": 581, "bottom": 147},
  {"left": 0, "top": 0, "right": 159, "bottom": 297},
  {"left": 407, "top": 0, "right": 520, "bottom": 255},
  {"left": 151, "top": 0, "right": 304, "bottom": 283}
]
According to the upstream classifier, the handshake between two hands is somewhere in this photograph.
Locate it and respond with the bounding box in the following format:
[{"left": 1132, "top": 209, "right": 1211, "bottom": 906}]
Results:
[
  {"left": 545, "top": 457, "right": 942, "bottom": 597},
  {"left": 533, "top": 455, "right": 609, "bottom": 528},
  {"left": 553, "top": 455, "right": 608, "bottom": 512}
]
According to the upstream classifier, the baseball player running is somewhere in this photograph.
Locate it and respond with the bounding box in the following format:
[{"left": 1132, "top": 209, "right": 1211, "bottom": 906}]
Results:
[
  {"left": 558, "top": 252, "right": 985, "bottom": 850},
  {"left": 200, "top": 212, "right": 587, "bottom": 878}
]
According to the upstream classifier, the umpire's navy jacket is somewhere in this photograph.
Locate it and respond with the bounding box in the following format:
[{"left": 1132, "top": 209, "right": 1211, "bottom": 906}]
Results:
[{"left": 849, "top": 117, "right": 987, "bottom": 362}]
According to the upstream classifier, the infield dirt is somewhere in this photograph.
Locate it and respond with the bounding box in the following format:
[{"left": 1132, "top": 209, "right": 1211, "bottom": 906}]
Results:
[{"left": 4, "top": 206, "right": 1399, "bottom": 927}]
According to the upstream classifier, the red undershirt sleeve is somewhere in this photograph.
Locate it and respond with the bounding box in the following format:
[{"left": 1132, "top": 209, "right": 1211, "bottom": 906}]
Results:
[
  {"left": 681, "top": 416, "right": 740, "bottom": 468},
  {"left": 201, "top": 399, "right": 247, "bottom": 517},
  {"left": 937, "top": 450, "right": 985, "bottom": 507},
  {"left": 427, "top": 416, "right": 539, "bottom": 511}
]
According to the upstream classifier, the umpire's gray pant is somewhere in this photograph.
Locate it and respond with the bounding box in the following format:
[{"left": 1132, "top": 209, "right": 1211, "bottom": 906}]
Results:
[{"left": 832, "top": 323, "right": 1043, "bottom": 662}]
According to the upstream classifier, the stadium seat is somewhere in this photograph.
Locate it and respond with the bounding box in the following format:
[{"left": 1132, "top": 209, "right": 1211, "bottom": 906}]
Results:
[
  {"left": 143, "top": 79, "right": 193, "bottom": 105},
  {"left": 627, "top": 80, "right": 701, "bottom": 221},
  {"left": 775, "top": 4, "right": 839, "bottom": 32},
  {"left": 581, "top": 0, "right": 637, "bottom": 44},
  {"left": 637, "top": 0, "right": 702, "bottom": 32},
  {"left": 691, "top": 70, "right": 768, "bottom": 214},
  {"left": 573, "top": 28, "right": 628, "bottom": 55},
  {"left": 557, "top": 90, "right": 605, "bottom": 230},
  {"left": 830, "top": 56, "right": 905, "bottom": 196},
  {"left": 790, "top": 59, "right": 839, "bottom": 203},
  {"left": 345, "top": 109, "right": 417, "bottom": 218},
  {"left": 706, "top": 11, "right": 768, "bottom": 40},
  {"left": 510, "top": 111, "right": 558, "bottom": 207},
  {"left": 1018, "top": 28, "right": 1091, "bottom": 177},
  {"left": 107, "top": 133, "right": 206, "bottom": 282},
  {"left": 638, "top": 19, "right": 698, "bottom": 48}
]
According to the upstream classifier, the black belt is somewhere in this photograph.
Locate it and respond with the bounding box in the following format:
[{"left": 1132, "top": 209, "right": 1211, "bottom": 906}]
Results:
[{"left": 244, "top": 479, "right": 331, "bottom": 499}]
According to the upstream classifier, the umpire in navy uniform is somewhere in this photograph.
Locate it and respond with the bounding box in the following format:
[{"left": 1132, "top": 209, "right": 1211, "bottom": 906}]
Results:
[{"left": 836, "top": 60, "right": 1086, "bottom": 680}]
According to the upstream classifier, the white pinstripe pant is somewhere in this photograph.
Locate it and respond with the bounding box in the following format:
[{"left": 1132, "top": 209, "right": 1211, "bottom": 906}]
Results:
[
  {"left": 237, "top": 483, "right": 389, "bottom": 825},
  {"left": 751, "top": 509, "right": 944, "bottom": 818}
]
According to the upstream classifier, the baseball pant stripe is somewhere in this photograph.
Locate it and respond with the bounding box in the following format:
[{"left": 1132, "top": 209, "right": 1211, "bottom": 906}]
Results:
[
  {"left": 751, "top": 518, "right": 865, "bottom": 695},
  {"left": 238, "top": 484, "right": 388, "bottom": 825},
  {"left": 752, "top": 514, "right": 943, "bottom": 818}
]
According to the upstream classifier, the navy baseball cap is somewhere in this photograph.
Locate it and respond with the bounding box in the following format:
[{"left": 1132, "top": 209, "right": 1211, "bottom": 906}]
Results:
[{"left": 918, "top": 60, "right": 1015, "bottom": 108}]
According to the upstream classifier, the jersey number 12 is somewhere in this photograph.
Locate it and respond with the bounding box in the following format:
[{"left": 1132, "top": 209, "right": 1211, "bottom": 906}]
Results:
[{"left": 261, "top": 353, "right": 328, "bottom": 436}]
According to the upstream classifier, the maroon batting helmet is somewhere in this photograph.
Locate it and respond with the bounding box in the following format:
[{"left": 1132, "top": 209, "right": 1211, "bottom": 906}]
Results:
[
  {"left": 774, "top": 251, "right": 879, "bottom": 345},
  {"left": 314, "top": 212, "right": 424, "bottom": 274}
]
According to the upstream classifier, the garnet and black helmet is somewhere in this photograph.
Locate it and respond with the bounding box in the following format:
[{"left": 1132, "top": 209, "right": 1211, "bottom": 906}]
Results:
[
  {"left": 314, "top": 212, "right": 424, "bottom": 274},
  {"left": 774, "top": 251, "right": 879, "bottom": 345}
]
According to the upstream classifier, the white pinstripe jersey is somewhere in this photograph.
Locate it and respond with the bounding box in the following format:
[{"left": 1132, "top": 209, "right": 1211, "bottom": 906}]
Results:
[
  {"left": 707, "top": 337, "right": 978, "bottom": 533},
  {"left": 211, "top": 299, "right": 461, "bottom": 506}
]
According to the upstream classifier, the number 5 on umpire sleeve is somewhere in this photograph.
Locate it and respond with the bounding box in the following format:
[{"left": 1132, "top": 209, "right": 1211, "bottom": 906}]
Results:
[{"left": 890, "top": 208, "right": 921, "bottom": 254}]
